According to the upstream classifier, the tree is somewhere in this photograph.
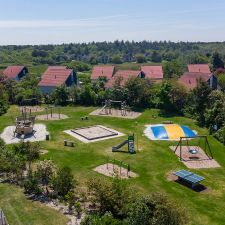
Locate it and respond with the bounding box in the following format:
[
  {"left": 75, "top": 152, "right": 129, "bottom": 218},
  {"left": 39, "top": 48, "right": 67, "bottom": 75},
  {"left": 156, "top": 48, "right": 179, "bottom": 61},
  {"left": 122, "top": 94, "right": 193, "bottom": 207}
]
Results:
[
  {"left": 205, "top": 91, "right": 225, "bottom": 133},
  {"left": 12, "top": 141, "right": 40, "bottom": 170},
  {"left": 81, "top": 213, "right": 124, "bottom": 225},
  {"left": 36, "top": 160, "right": 57, "bottom": 195},
  {"left": 52, "top": 167, "right": 76, "bottom": 198},
  {"left": 151, "top": 51, "right": 162, "bottom": 63},
  {"left": 112, "top": 55, "right": 123, "bottom": 64},
  {"left": 126, "top": 193, "right": 187, "bottom": 225},
  {"left": 218, "top": 73, "right": 225, "bottom": 91},
  {"left": 163, "top": 60, "right": 184, "bottom": 78},
  {"left": 0, "top": 84, "right": 9, "bottom": 115},
  {"left": 135, "top": 54, "right": 146, "bottom": 63},
  {"left": 185, "top": 80, "right": 212, "bottom": 126},
  {"left": 24, "top": 169, "right": 42, "bottom": 195},
  {"left": 87, "top": 177, "right": 132, "bottom": 218},
  {"left": 212, "top": 52, "right": 224, "bottom": 70},
  {"left": 51, "top": 85, "right": 70, "bottom": 106},
  {"left": 124, "top": 77, "right": 152, "bottom": 108}
]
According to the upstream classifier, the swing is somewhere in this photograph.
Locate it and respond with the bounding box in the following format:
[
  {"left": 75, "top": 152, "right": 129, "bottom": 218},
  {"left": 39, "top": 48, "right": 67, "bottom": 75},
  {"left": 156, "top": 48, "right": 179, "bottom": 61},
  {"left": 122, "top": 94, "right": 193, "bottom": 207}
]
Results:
[{"left": 186, "top": 137, "right": 200, "bottom": 155}]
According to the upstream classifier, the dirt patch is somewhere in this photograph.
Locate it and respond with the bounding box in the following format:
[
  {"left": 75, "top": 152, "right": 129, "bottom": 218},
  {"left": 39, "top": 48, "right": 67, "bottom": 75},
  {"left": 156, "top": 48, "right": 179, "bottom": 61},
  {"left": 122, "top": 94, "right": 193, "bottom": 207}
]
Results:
[
  {"left": 170, "top": 146, "right": 220, "bottom": 169},
  {"left": 36, "top": 114, "right": 68, "bottom": 121},
  {"left": 90, "top": 108, "right": 142, "bottom": 119},
  {"left": 40, "top": 149, "right": 49, "bottom": 155},
  {"left": 94, "top": 163, "right": 138, "bottom": 179}
]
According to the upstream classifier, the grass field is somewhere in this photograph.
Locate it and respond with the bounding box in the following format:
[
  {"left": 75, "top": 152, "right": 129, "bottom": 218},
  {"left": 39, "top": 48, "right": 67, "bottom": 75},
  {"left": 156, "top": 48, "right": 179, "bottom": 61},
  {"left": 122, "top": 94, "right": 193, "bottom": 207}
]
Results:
[{"left": 0, "top": 105, "right": 225, "bottom": 225}]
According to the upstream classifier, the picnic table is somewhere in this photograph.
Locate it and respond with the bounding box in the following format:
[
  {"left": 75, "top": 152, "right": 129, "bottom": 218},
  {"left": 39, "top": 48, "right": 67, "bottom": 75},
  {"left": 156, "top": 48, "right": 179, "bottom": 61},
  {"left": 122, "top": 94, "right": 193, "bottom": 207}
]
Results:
[{"left": 174, "top": 170, "right": 205, "bottom": 188}]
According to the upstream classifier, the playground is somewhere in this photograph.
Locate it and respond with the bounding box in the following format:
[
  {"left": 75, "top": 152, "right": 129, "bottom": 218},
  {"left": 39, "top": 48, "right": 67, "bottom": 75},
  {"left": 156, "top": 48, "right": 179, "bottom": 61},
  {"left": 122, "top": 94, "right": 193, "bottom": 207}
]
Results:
[
  {"left": 0, "top": 106, "right": 225, "bottom": 225},
  {"left": 36, "top": 106, "right": 68, "bottom": 121},
  {"left": 90, "top": 100, "right": 142, "bottom": 119}
]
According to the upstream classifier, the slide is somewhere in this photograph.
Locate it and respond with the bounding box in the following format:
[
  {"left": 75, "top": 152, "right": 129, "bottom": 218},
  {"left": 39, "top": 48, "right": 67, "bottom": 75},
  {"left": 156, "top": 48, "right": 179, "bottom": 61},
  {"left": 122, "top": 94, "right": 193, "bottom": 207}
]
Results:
[{"left": 112, "top": 140, "right": 128, "bottom": 151}]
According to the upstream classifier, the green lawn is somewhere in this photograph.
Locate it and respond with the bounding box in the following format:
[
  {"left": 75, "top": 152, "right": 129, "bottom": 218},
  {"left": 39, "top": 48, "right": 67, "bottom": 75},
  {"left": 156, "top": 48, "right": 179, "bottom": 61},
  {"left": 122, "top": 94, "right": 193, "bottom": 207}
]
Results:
[{"left": 0, "top": 105, "right": 225, "bottom": 225}]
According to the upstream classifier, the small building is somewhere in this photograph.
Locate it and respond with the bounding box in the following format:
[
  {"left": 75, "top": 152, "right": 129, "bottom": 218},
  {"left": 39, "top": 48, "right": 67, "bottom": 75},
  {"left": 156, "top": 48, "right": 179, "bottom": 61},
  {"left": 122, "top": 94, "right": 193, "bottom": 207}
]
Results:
[
  {"left": 3, "top": 65, "right": 28, "bottom": 81},
  {"left": 105, "top": 70, "right": 143, "bottom": 88},
  {"left": 38, "top": 66, "right": 76, "bottom": 94},
  {"left": 141, "top": 65, "right": 164, "bottom": 81},
  {"left": 179, "top": 72, "right": 217, "bottom": 91},
  {"left": 91, "top": 65, "right": 115, "bottom": 81},
  {"left": 188, "top": 64, "right": 211, "bottom": 74}
]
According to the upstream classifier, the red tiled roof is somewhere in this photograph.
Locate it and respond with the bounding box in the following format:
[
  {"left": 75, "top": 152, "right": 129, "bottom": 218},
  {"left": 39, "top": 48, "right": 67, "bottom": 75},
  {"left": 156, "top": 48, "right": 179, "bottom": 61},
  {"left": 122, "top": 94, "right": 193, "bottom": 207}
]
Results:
[
  {"left": 38, "top": 66, "right": 73, "bottom": 87},
  {"left": 91, "top": 66, "right": 115, "bottom": 80},
  {"left": 179, "top": 72, "right": 212, "bottom": 90},
  {"left": 141, "top": 66, "right": 163, "bottom": 79},
  {"left": 3, "top": 66, "right": 26, "bottom": 79},
  {"left": 188, "top": 64, "right": 211, "bottom": 74},
  {"left": 105, "top": 70, "right": 141, "bottom": 88}
]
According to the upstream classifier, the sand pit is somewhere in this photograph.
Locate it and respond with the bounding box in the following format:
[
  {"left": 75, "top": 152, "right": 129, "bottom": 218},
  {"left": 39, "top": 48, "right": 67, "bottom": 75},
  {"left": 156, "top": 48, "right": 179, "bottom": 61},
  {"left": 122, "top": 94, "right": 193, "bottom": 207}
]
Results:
[
  {"left": 19, "top": 106, "right": 44, "bottom": 113},
  {"left": 0, "top": 124, "right": 48, "bottom": 144},
  {"left": 36, "top": 114, "right": 68, "bottom": 121},
  {"left": 94, "top": 163, "right": 138, "bottom": 179},
  {"left": 170, "top": 146, "right": 220, "bottom": 169},
  {"left": 90, "top": 108, "right": 142, "bottom": 119},
  {"left": 64, "top": 125, "right": 125, "bottom": 143}
]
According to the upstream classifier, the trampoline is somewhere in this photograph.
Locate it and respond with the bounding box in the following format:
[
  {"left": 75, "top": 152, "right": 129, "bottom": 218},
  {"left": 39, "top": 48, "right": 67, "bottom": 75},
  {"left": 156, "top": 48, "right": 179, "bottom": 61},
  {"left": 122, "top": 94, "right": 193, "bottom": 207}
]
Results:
[{"left": 144, "top": 124, "right": 197, "bottom": 141}]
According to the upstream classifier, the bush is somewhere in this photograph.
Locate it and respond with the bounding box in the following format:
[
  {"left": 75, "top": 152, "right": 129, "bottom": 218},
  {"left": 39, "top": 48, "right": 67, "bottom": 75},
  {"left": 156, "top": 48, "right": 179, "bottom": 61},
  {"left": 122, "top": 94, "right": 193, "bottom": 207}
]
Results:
[
  {"left": 126, "top": 193, "right": 188, "bottom": 225},
  {"left": 87, "top": 177, "right": 133, "bottom": 218},
  {"left": 81, "top": 213, "right": 125, "bottom": 225}
]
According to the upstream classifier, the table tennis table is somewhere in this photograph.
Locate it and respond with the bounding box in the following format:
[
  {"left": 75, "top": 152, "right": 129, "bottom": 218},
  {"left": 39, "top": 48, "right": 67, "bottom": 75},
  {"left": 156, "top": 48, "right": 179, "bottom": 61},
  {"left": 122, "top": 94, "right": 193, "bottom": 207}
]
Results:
[{"left": 175, "top": 170, "right": 205, "bottom": 188}]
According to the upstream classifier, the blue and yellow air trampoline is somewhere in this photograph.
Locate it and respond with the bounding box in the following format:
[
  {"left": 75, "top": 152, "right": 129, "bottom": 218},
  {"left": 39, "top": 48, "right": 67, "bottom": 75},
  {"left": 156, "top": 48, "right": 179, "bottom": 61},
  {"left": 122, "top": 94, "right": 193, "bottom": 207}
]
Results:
[{"left": 144, "top": 124, "right": 197, "bottom": 141}]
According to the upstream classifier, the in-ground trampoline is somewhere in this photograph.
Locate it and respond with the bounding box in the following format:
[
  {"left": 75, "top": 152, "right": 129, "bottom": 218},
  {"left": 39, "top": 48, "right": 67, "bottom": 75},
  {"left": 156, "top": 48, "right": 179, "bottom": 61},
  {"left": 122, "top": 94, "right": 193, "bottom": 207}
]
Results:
[{"left": 144, "top": 124, "right": 197, "bottom": 141}]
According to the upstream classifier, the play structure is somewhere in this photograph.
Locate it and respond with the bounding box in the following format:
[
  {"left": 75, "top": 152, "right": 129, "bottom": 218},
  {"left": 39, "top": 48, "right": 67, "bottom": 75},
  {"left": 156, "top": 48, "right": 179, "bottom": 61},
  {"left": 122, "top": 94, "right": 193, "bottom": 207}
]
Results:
[
  {"left": 100, "top": 100, "right": 128, "bottom": 116},
  {"left": 170, "top": 135, "right": 220, "bottom": 169},
  {"left": 144, "top": 124, "right": 197, "bottom": 141},
  {"left": 64, "top": 125, "right": 124, "bottom": 143},
  {"left": 174, "top": 135, "right": 213, "bottom": 161},
  {"left": 14, "top": 107, "right": 36, "bottom": 136},
  {"left": 90, "top": 100, "right": 142, "bottom": 119},
  {"left": 112, "top": 134, "right": 135, "bottom": 154},
  {"left": 93, "top": 158, "right": 137, "bottom": 179},
  {"left": 36, "top": 105, "right": 68, "bottom": 121}
]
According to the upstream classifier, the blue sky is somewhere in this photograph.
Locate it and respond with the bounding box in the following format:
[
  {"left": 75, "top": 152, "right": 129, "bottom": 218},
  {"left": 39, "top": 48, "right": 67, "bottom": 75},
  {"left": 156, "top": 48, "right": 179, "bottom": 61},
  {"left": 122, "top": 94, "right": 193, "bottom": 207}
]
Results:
[{"left": 0, "top": 0, "right": 225, "bottom": 45}]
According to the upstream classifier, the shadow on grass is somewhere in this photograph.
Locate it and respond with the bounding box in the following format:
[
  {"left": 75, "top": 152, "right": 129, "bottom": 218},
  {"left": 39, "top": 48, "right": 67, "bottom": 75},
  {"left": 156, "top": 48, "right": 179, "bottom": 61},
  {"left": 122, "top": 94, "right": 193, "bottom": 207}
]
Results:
[
  {"left": 158, "top": 110, "right": 183, "bottom": 118},
  {"left": 175, "top": 179, "right": 208, "bottom": 193}
]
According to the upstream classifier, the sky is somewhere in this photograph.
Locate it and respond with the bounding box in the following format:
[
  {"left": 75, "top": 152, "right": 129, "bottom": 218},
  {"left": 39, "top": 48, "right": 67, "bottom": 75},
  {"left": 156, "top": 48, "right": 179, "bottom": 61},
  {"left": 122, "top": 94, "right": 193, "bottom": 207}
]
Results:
[{"left": 0, "top": 0, "right": 225, "bottom": 45}]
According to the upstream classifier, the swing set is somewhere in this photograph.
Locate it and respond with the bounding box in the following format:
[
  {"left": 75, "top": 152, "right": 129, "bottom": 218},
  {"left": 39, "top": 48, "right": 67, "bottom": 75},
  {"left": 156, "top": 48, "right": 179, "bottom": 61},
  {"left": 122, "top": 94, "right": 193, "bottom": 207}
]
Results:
[{"left": 174, "top": 135, "right": 213, "bottom": 161}]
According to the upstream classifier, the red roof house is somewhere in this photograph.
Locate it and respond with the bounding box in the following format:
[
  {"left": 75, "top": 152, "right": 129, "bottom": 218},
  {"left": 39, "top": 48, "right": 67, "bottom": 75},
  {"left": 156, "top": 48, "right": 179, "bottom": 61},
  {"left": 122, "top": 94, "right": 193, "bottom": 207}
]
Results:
[
  {"left": 38, "top": 66, "right": 75, "bottom": 93},
  {"left": 91, "top": 66, "right": 115, "bottom": 80},
  {"left": 179, "top": 72, "right": 217, "bottom": 91},
  {"left": 105, "top": 70, "right": 142, "bottom": 88},
  {"left": 188, "top": 64, "right": 211, "bottom": 74},
  {"left": 3, "top": 66, "right": 28, "bottom": 80},
  {"left": 141, "top": 66, "right": 163, "bottom": 80}
]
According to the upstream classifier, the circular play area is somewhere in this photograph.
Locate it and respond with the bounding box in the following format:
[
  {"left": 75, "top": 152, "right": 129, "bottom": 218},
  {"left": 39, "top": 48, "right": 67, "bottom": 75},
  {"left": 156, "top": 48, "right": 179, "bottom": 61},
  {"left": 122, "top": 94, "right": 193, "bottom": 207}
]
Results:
[{"left": 144, "top": 124, "right": 197, "bottom": 141}]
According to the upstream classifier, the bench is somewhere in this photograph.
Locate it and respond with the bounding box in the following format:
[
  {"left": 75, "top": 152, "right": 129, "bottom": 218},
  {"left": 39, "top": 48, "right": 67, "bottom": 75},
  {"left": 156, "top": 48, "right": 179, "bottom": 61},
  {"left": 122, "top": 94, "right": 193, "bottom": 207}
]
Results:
[
  {"left": 64, "top": 140, "right": 74, "bottom": 147},
  {"left": 81, "top": 116, "right": 89, "bottom": 121},
  {"left": 163, "top": 121, "right": 173, "bottom": 124},
  {"left": 174, "top": 170, "right": 205, "bottom": 188}
]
